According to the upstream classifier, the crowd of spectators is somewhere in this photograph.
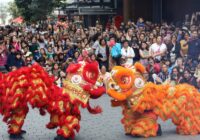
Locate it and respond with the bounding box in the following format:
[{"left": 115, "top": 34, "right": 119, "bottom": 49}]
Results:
[{"left": 0, "top": 15, "right": 199, "bottom": 89}]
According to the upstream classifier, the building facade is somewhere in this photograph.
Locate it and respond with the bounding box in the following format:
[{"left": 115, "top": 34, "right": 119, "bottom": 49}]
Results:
[{"left": 61, "top": 0, "right": 200, "bottom": 26}]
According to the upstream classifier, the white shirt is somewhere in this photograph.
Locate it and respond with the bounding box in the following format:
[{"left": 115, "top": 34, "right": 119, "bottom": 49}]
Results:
[
  {"left": 121, "top": 46, "right": 135, "bottom": 66},
  {"left": 92, "top": 40, "right": 100, "bottom": 50},
  {"left": 95, "top": 45, "right": 107, "bottom": 59},
  {"left": 149, "top": 43, "right": 167, "bottom": 61}
]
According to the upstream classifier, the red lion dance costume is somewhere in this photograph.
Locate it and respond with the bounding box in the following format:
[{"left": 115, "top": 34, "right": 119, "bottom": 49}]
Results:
[
  {"left": 0, "top": 62, "right": 105, "bottom": 140},
  {"left": 106, "top": 62, "right": 200, "bottom": 137}
]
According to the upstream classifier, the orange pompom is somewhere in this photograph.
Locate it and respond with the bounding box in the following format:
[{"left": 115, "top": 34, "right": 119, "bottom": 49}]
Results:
[{"left": 134, "top": 62, "right": 146, "bottom": 73}]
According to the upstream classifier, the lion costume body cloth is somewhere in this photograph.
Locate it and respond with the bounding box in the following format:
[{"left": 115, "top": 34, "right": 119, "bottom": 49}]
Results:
[
  {"left": 106, "top": 62, "right": 200, "bottom": 138},
  {"left": 0, "top": 62, "right": 105, "bottom": 139}
]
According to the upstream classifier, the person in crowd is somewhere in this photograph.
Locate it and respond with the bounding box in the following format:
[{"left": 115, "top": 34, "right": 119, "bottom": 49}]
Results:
[
  {"left": 169, "top": 67, "right": 182, "bottom": 85},
  {"left": 77, "top": 49, "right": 90, "bottom": 62},
  {"left": 179, "top": 69, "right": 198, "bottom": 88},
  {"left": 39, "top": 48, "right": 47, "bottom": 60},
  {"left": 0, "top": 37, "right": 8, "bottom": 72},
  {"left": 121, "top": 40, "right": 135, "bottom": 66},
  {"left": 194, "top": 63, "right": 200, "bottom": 88},
  {"left": 29, "top": 37, "right": 40, "bottom": 61},
  {"left": 90, "top": 53, "right": 98, "bottom": 63},
  {"left": 139, "top": 42, "right": 151, "bottom": 67},
  {"left": 73, "top": 51, "right": 80, "bottom": 63},
  {"left": 95, "top": 38, "right": 109, "bottom": 70},
  {"left": 132, "top": 42, "right": 140, "bottom": 62},
  {"left": 64, "top": 40, "right": 77, "bottom": 61},
  {"left": 188, "top": 30, "right": 200, "bottom": 61},
  {"left": 156, "top": 64, "right": 170, "bottom": 84},
  {"left": 100, "top": 65, "right": 111, "bottom": 86},
  {"left": 92, "top": 33, "right": 101, "bottom": 50},
  {"left": 146, "top": 57, "right": 161, "bottom": 74},
  {"left": 7, "top": 46, "right": 16, "bottom": 71},
  {"left": 143, "top": 70, "right": 154, "bottom": 82},
  {"left": 149, "top": 35, "right": 167, "bottom": 62},
  {"left": 13, "top": 51, "right": 25, "bottom": 69},
  {"left": 52, "top": 63, "right": 60, "bottom": 78},
  {"left": 168, "top": 35, "right": 181, "bottom": 60},
  {"left": 180, "top": 32, "right": 190, "bottom": 57},
  {"left": 109, "top": 36, "right": 122, "bottom": 67},
  {"left": 11, "top": 35, "right": 21, "bottom": 51},
  {"left": 54, "top": 41, "right": 63, "bottom": 55},
  {"left": 126, "top": 28, "right": 134, "bottom": 44},
  {"left": 47, "top": 46, "right": 54, "bottom": 60}
]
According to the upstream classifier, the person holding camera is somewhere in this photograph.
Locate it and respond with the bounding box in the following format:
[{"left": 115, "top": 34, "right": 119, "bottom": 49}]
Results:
[
  {"left": 169, "top": 67, "right": 182, "bottom": 85},
  {"left": 155, "top": 64, "right": 170, "bottom": 84},
  {"left": 95, "top": 38, "right": 109, "bottom": 71}
]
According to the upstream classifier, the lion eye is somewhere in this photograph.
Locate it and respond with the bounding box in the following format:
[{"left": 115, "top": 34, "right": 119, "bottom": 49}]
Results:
[
  {"left": 134, "top": 78, "right": 144, "bottom": 88},
  {"left": 95, "top": 81, "right": 103, "bottom": 87},
  {"left": 109, "top": 82, "right": 116, "bottom": 89}
]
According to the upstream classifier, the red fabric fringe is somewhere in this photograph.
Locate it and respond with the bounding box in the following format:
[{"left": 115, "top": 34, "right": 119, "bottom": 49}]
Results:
[{"left": 87, "top": 101, "right": 102, "bottom": 114}]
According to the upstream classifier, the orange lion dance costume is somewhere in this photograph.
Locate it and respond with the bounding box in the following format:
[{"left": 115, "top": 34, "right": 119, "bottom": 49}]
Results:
[
  {"left": 106, "top": 62, "right": 200, "bottom": 138},
  {"left": 0, "top": 62, "right": 105, "bottom": 140}
]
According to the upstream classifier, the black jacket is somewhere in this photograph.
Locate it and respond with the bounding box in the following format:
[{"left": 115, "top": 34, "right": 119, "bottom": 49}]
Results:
[
  {"left": 14, "top": 58, "right": 25, "bottom": 68},
  {"left": 7, "top": 53, "right": 16, "bottom": 68}
]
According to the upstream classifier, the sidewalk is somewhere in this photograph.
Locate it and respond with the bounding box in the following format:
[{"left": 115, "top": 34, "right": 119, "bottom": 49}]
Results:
[{"left": 0, "top": 95, "right": 200, "bottom": 140}]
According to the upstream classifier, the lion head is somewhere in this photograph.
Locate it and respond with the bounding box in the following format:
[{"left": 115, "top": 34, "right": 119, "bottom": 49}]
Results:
[
  {"left": 106, "top": 63, "right": 146, "bottom": 102},
  {"left": 62, "top": 61, "right": 105, "bottom": 113}
]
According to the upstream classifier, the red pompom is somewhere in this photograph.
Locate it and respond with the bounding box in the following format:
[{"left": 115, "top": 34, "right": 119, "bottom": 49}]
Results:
[
  {"left": 66, "top": 63, "right": 81, "bottom": 73},
  {"left": 82, "top": 62, "right": 99, "bottom": 84}
]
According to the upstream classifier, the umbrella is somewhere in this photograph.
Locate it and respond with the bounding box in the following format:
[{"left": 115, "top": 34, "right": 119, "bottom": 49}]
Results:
[{"left": 12, "top": 16, "right": 23, "bottom": 24}]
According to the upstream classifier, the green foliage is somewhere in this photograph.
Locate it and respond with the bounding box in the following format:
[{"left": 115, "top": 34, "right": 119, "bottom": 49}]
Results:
[
  {"left": 15, "top": 0, "right": 66, "bottom": 22},
  {"left": 7, "top": 2, "right": 21, "bottom": 18},
  {"left": 0, "top": 5, "right": 8, "bottom": 24}
]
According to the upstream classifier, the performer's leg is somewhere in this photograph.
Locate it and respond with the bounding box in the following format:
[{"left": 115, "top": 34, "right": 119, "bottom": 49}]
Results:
[
  {"left": 131, "top": 115, "right": 159, "bottom": 137},
  {"left": 46, "top": 113, "right": 59, "bottom": 129},
  {"left": 55, "top": 115, "right": 80, "bottom": 140},
  {"left": 8, "top": 106, "right": 28, "bottom": 138},
  {"left": 121, "top": 108, "right": 137, "bottom": 135},
  {"left": 175, "top": 111, "right": 199, "bottom": 135},
  {"left": 176, "top": 120, "right": 199, "bottom": 135}
]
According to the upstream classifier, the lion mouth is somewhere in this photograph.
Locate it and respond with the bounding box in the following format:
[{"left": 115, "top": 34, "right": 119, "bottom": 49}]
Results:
[{"left": 121, "top": 88, "right": 131, "bottom": 92}]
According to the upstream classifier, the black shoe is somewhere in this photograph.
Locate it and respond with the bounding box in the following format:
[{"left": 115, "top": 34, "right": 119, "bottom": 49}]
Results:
[
  {"left": 54, "top": 135, "right": 70, "bottom": 140},
  {"left": 9, "top": 133, "right": 23, "bottom": 139},
  {"left": 125, "top": 133, "right": 131, "bottom": 136},
  {"left": 157, "top": 124, "right": 162, "bottom": 136},
  {"left": 21, "top": 130, "right": 26, "bottom": 134}
]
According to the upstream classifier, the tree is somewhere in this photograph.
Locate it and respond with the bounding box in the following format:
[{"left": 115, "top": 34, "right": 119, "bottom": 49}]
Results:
[
  {"left": 7, "top": 2, "right": 21, "bottom": 18},
  {"left": 0, "top": 5, "right": 8, "bottom": 24},
  {"left": 15, "top": 0, "right": 66, "bottom": 22}
]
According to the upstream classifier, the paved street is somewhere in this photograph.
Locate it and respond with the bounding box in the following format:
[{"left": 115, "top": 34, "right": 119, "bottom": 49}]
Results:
[{"left": 1, "top": 95, "right": 200, "bottom": 140}]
